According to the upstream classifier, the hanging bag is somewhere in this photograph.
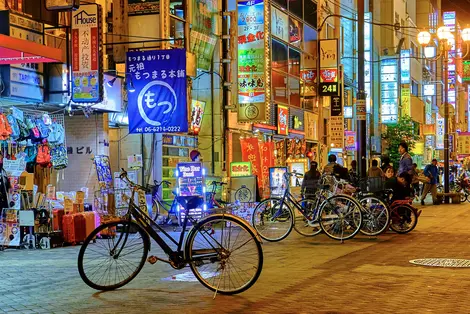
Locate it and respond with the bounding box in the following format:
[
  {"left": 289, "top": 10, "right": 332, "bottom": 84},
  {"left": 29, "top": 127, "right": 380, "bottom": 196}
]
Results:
[
  {"left": 48, "top": 123, "right": 65, "bottom": 145},
  {"left": 17, "top": 119, "right": 30, "bottom": 141},
  {"left": 51, "top": 145, "right": 68, "bottom": 170},
  {"left": 36, "top": 118, "right": 50, "bottom": 139},
  {"left": 36, "top": 144, "right": 51, "bottom": 167},
  {"left": 7, "top": 115, "right": 20, "bottom": 140},
  {"left": 25, "top": 146, "right": 38, "bottom": 173},
  {"left": 0, "top": 114, "right": 12, "bottom": 140}
]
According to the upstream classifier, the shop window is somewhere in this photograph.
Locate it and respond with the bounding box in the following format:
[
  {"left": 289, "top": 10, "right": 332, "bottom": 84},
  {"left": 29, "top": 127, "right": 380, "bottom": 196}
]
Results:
[
  {"left": 272, "top": 71, "right": 288, "bottom": 104},
  {"left": 289, "top": 0, "right": 303, "bottom": 19},
  {"left": 289, "top": 76, "right": 301, "bottom": 107},
  {"left": 170, "top": 0, "right": 185, "bottom": 19},
  {"left": 272, "top": 39, "right": 288, "bottom": 73},
  {"left": 289, "top": 48, "right": 301, "bottom": 76},
  {"left": 411, "top": 80, "right": 419, "bottom": 96},
  {"left": 303, "top": 25, "right": 317, "bottom": 55},
  {"left": 273, "top": 0, "right": 287, "bottom": 9},
  {"left": 272, "top": 6, "right": 289, "bottom": 42},
  {"left": 289, "top": 17, "right": 303, "bottom": 49},
  {"left": 304, "top": 0, "right": 317, "bottom": 28},
  {"left": 170, "top": 17, "right": 185, "bottom": 47}
]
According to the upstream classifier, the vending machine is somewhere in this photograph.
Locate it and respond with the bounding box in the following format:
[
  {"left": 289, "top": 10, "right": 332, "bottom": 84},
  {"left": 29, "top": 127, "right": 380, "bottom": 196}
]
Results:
[{"left": 175, "top": 162, "right": 206, "bottom": 225}]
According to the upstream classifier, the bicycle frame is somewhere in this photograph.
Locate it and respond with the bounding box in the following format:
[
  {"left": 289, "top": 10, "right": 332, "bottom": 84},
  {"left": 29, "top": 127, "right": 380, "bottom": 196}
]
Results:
[{"left": 114, "top": 186, "right": 209, "bottom": 267}]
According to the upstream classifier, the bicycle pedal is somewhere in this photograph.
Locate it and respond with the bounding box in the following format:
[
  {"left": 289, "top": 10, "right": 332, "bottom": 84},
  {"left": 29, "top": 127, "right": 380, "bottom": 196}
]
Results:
[{"left": 147, "top": 256, "right": 158, "bottom": 265}]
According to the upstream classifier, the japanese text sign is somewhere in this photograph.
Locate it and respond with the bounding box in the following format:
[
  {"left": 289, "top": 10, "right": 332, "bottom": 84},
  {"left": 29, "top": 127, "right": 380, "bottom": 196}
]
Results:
[
  {"left": 230, "top": 162, "right": 252, "bottom": 177},
  {"left": 71, "top": 4, "right": 102, "bottom": 103},
  {"left": 277, "top": 105, "right": 288, "bottom": 135},
  {"left": 126, "top": 49, "right": 188, "bottom": 133},
  {"left": 319, "top": 39, "right": 339, "bottom": 96}
]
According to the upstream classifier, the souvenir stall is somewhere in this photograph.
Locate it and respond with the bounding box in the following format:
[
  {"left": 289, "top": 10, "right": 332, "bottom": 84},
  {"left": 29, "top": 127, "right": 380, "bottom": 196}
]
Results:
[{"left": 0, "top": 107, "right": 70, "bottom": 249}]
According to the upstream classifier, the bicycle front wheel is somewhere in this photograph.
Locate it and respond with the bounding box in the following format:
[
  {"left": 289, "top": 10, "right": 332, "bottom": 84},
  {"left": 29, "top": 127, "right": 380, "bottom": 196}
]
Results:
[
  {"left": 78, "top": 221, "right": 149, "bottom": 291},
  {"left": 252, "top": 198, "right": 293, "bottom": 242},
  {"left": 293, "top": 198, "right": 322, "bottom": 237},
  {"left": 390, "top": 205, "right": 418, "bottom": 234},
  {"left": 319, "top": 195, "right": 362, "bottom": 241},
  {"left": 359, "top": 196, "right": 390, "bottom": 236},
  {"left": 186, "top": 214, "right": 263, "bottom": 295}
]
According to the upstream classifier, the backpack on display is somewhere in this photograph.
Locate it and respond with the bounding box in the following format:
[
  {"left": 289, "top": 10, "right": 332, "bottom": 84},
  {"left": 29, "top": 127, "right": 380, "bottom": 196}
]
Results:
[
  {"left": 17, "top": 119, "right": 30, "bottom": 141},
  {"left": 51, "top": 145, "right": 68, "bottom": 170},
  {"left": 26, "top": 119, "right": 42, "bottom": 144},
  {"left": 48, "top": 123, "right": 65, "bottom": 145},
  {"left": 36, "top": 144, "right": 51, "bottom": 167},
  {"left": 25, "top": 146, "right": 38, "bottom": 172},
  {"left": 36, "top": 118, "right": 50, "bottom": 139},
  {"left": 7, "top": 115, "right": 20, "bottom": 140},
  {"left": 0, "top": 114, "right": 12, "bottom": 140}
]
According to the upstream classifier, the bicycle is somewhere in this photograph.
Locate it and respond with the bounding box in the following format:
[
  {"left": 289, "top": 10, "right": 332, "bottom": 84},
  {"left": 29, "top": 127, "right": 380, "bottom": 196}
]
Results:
[
  {"left": 252, "top": 172, "right": 363, "bottom": 242},
  {"left": 374, "top": 189, "right": 419, "bottom": 234},
  {"left": 150, "top": 180, "right": 179, "bottom": 224},
  {"left": 78, "top": 169, "right": 263, "bottom": 295}
]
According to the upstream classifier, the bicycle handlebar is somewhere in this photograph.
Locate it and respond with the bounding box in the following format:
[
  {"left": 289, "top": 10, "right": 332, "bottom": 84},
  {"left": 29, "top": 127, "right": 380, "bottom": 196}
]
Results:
[
  {"left": 120, "top": 168, "right": 151, "bottom": 193},
  {"left": 153, "top": 180, "right": 172, "bottom": 187},
  {"left": 210, "top": 181, "right": 227, "bottom": 186}
]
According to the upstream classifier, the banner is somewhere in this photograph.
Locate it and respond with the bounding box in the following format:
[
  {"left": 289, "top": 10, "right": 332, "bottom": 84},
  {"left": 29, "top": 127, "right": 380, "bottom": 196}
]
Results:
[
  {"left": 71, "top": 4, "right": 103, "bottom": 103},
  {"left": 237, "top": 0, "right": 268, "bottom": 122},
  {"left": 126, "top": 49, "right": 188, "bottom": 133},
  {"left": 240, "top": 138, "right": 262, "bottom": 194},
  {"left": 260, "top": 141, "right": 274, "bottom": 192},
  {"left": 277, "top": 105, "right": 288, "bottom": 135}
]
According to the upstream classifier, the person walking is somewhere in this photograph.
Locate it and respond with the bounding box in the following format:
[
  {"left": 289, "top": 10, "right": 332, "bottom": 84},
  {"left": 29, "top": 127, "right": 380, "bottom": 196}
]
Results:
[
  {"left": 301, "top": 161, "right": 321, "bottom": 197},
  {"left": 398, "top": 142, "right": 413, "bottom": 176},
  {"left": 421, "top": 159, "right": 439, "bottom": 205}
]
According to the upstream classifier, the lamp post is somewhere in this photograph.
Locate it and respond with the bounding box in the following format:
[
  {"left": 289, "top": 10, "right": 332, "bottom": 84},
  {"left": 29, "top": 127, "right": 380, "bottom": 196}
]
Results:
[{"left": 417, "top": 26, "right": 470, "bottom": 201}]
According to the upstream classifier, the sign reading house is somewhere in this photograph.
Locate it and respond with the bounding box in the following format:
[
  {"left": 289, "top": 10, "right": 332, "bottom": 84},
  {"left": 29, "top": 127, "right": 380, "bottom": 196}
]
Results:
[{"left": 71, "top": 4, "right": 103, "bottom": 103}]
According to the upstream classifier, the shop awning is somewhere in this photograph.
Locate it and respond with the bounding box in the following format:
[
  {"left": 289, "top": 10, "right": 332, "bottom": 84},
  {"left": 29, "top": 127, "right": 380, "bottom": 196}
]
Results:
[{"left": 0, "top": 34, "right": 65, "bottom": 64}]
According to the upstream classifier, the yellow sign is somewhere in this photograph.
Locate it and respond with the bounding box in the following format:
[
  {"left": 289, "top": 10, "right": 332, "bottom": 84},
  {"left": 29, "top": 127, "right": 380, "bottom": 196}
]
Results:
[
  {"left": 237, "top": 103, "right": 267, "bottom": 122},
  {"left": 401, "top": 87, "right": 411, "bottom": 116}
]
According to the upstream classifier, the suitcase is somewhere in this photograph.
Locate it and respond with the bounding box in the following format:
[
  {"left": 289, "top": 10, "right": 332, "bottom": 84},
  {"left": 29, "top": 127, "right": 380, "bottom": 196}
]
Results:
[
  {"left": 63, "top": 214, "right": 87, "bottom": 244},
  {"left": 82, "top": 212, "right": 96, "bottom": 238},
  {"left": 52, "top": 209, "right": 65, "bottom": 231}
]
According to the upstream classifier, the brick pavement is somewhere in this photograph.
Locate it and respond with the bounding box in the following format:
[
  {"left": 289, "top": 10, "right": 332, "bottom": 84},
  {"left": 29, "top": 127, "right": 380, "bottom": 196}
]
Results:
[{"left": 1, "top": 202, "right": 470, "bottom": 313}]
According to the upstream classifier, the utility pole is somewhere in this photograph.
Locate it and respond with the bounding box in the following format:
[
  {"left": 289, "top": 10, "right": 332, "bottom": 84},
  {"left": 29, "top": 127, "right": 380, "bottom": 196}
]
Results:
[{"left": 356, "top": 0, "right": 366, "bottom": 178}]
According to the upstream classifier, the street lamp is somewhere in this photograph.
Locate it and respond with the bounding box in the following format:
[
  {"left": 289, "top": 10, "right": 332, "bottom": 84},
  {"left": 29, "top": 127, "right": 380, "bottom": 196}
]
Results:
[{"left": 418, "top": 26, "right": 470, "bottom": 202}]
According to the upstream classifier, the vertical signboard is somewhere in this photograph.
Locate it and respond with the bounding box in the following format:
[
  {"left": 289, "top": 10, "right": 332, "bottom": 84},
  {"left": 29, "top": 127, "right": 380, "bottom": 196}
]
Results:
[
  {"left": 319, "top": 39, "right": 339, "bottom": 96},
  {"left": 329, "top": 89, "right": 344, "bottom": 149},
  {"left": 443, "top": 11, "right": 456, "bottom": 32},
  {"left": 237, "top": 0, "right": 269, "bottom": 122},
  {"left": 277, "top": 105, "right": 288, "bottom": 135},
  {"left": 400, "top": 49, "right": 411, "bottom": 84},
  {"left": 436, "top": 114, "right": 445, "bottom": 150},
  {"left": 71, "top": 4, "right": 103, "bottom": 103},
  {"left": 126, "top": 49, "right": 188, "bottom": 133},
  {"left": 190, "top": 0, "right": 218, "bottom": 70},
  {"left": 401, "top": 87, "right": 411, "bottom": 116},
  {"left": 364, "top": 12, "right": 372, "bottom": 113},
  {"left": 380, "top": 57, "right": 398, "bottom": 123},
  {"left": 304, "top": 112, "right": 318, "bottom": 141}
]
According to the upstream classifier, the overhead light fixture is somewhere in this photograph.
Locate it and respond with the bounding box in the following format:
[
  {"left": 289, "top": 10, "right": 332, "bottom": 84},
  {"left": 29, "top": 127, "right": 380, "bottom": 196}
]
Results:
[
  {"left": 107, "top": 76, "right": 117, "bottom": 88},
  {"left": 128, "top": 77, "right": 136, "bottom": 93}
]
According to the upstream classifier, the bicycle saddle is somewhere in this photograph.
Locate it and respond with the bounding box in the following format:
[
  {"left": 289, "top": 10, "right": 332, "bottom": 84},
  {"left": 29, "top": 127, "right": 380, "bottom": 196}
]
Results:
[{"left": 176, "top": 196, "right": 204, "bottom": 210}]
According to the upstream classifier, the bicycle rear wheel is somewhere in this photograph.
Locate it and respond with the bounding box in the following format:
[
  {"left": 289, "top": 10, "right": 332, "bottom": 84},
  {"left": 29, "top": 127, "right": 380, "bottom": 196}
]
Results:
[
  {"left": 319, "top": 195, "right": 362, "bottom": 241},
  {"left": 78, "top": 221, "right": 149, "bottom": 291},
  {"left": 293, "top": 198, "right": 322, "bottom": 237},
  {"left": 359, "top": 196, "right": 390, "bottom": 236},
  {"left": 186, "top": 214, "right": 263, "bottom": 295},
  {"left": 252, "top": 198, "right": 293, "bottom": 242},
  {"left": 390, "top": 205, "right": 417, "bottom": 234}
]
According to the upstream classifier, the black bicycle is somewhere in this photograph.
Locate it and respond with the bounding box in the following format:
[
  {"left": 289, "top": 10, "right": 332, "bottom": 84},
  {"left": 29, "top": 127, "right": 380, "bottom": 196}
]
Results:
[{"left": 78, "top": 170, "right": 263, "bottom": 295}]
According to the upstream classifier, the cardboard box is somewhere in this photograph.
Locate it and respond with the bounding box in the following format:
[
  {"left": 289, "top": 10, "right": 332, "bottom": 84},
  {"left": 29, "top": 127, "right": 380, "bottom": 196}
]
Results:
[
  {"left": 76, "top": 191, "right": 85, "bottom": 204},
  {"left": 64, "top": 198, "right": 74, "bottom": 214},
  {"left": 19, "top": 172, "right": 34, "bottom": 191}
]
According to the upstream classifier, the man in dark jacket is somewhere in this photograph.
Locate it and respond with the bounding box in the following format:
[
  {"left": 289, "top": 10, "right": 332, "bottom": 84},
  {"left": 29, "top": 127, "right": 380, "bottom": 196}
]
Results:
[
  {"left": 421, "top": 159, "right": 439, "bottom": 205},
  {"left": 302, "top": 161, "right": 321, "bottom": 197},
  {"left": 398, "top": 142, "right": 413, "bottom": 176}
]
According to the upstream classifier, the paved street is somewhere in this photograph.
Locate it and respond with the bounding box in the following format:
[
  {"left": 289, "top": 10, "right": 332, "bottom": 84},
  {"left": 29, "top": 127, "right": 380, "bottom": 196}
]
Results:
[{"left": 2, "top": 202, "right": 470, "bottom": 314}]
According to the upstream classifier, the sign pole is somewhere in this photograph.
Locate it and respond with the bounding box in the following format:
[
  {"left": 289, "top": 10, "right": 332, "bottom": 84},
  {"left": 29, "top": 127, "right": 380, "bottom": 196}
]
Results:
[{"left": 356, "top": 0, "right": 367, "bottom": 178}]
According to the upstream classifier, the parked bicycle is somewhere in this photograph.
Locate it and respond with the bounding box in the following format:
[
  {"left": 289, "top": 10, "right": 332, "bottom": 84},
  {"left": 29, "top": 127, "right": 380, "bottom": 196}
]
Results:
[
  {"left": 252, "top": 172, "right": 363, "bottom": 242},
  {"left": 78, "top": 169, "right": 263, "bottom": 296},
  {"left": 150, "top": 180, "right": 178, "bottom": 224}
]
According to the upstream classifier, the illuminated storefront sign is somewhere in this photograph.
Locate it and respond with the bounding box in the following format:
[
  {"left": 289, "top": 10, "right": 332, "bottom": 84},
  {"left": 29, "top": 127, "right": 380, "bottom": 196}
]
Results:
[
  {"left": 443, "top": 11, "right": 456, "bottom": 32},
  {"left": 401, "top": 87, "right": 411, "bottom": 116},
  {"left": 400, "top": 49, "right": 411, "bottom": 84},
  {"left": 380, "top": 57, "right": 398, "bottom": 123},
  {"left": 319, "top": 39, "right": 339, "bottom": 96},
  {"left": 423, "top": 84, "right": 435, "bottom": 96},
  {"left": 463, "top": 61, "right": 470, "bottom": 81},
  {"left": 364, "top": 13, "right": 372, "bottom": 113},
  {"left": 190, "top": 100, "right": 206, "bottom": 135},
  {"left": 436, "top": 114, "right": 444, "bottom": 150},
  {"left": 230, "top": 162, "right": 252, "bottom": 177},
  {"left": 277, "top": 105, "right": 288, "bottom": 135},
  {"left": 237, "top": 0, "right": 269, "bottom": 122}
]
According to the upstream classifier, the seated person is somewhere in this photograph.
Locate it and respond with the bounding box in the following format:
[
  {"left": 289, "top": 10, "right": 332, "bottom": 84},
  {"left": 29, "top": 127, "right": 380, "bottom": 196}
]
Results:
[{"left": 384, "top": 172, "right": 413, "bottom": 201}]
